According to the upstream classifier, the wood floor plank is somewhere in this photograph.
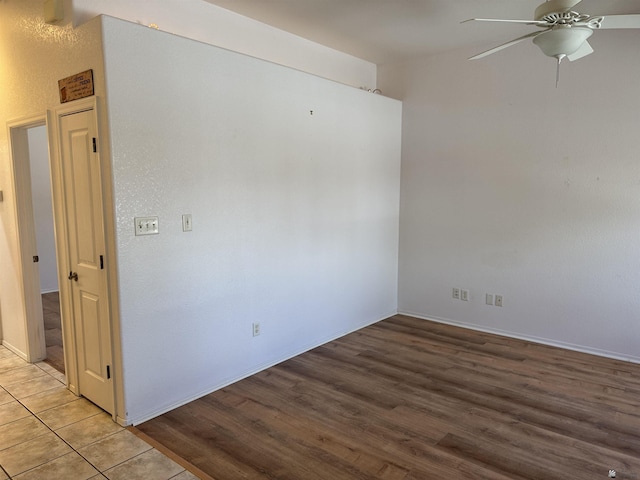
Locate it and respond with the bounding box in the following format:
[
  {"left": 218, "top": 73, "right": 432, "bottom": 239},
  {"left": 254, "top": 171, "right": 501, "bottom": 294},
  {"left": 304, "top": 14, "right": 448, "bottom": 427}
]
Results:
[{"left": 135, "top": 315, "right": 640, "bottom": 479}]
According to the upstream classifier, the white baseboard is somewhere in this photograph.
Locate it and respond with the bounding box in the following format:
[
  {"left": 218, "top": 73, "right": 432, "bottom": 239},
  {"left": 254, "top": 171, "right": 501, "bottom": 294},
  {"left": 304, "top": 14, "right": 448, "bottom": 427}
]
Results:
[
  {"left": 2, "top": 341, "right": 28, "bottom": 361},
  {"left": 398, "top": 310, "right": 640, "bottom": 365}
]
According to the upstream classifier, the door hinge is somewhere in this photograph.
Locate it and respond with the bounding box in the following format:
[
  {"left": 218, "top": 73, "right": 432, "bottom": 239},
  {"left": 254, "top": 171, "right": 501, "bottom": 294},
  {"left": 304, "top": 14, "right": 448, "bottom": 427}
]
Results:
[
  {"left": 33, "top": 255, "right": 39, "bottom": 263},
  {"left": 92, "top": 137, "right": 97, "bottom": 153},
  {"left": 100, "top": 255, "right": 104, "bottom": 270},
  {"left": 106, "top": 365, "right": 111, "bottom": 379}
]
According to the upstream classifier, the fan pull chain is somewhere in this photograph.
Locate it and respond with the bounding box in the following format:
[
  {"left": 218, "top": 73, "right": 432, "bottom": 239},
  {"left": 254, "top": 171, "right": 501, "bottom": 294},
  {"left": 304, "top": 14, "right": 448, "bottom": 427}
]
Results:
[{"left": 555, "top": 54, "right": 565, "bottom": 88}]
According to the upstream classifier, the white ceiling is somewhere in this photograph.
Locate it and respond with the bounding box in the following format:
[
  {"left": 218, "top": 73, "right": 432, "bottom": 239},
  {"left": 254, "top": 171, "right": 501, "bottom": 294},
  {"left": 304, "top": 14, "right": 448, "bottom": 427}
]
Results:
[{"left": 202, "top": 0, "right": 640, "bottom": 64}]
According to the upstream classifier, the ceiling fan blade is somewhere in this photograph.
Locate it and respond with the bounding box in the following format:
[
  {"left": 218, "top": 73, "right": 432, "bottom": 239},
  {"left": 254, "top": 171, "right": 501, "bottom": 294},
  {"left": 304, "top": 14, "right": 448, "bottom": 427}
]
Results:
[
  {"left": 599, "top": 14, "right": 640, "bottom": 29},
  {"left": 469, "top": 30, "right": 546, "bottom": 60},
  {"left": 567, "top": 40, "right": 593, "bottom": 61},
  {"left": 462, "top": 18, "right": 547, "bottom": 26}
]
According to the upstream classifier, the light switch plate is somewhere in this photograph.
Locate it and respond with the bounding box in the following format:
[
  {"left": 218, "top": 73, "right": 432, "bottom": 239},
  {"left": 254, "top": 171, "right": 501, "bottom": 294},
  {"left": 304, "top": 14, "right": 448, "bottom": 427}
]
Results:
[
  {"left": 182, "top": 214, "right": 192, "bottom": 232},
  {"left": 134, "top": 216, "right": 159, "bottom": 236}
]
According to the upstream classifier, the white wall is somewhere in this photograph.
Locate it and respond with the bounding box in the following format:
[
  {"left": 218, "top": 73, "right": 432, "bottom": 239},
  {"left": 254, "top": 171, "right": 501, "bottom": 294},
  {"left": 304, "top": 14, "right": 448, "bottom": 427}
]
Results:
[
  {"left": 0, "top": 0, "right": 104, "bottom": 356},
  {"left": 28, "top": 126, "right": 58, "bottom": 293},
  {"left": 378, "top": 32, "right": 640, "bottom": 362},
  {"left": 101, "top": 16, "right": 401, "bottom": 424},
  {"left": 73, "top": 0, "right": 377, "bottom": 89}
]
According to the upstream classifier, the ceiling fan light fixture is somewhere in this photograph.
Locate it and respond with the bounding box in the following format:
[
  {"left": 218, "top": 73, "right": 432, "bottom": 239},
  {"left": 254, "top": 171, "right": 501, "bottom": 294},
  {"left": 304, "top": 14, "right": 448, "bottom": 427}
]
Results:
[{"left": 532, "top": 26, "right": 593, "bottom": 59}]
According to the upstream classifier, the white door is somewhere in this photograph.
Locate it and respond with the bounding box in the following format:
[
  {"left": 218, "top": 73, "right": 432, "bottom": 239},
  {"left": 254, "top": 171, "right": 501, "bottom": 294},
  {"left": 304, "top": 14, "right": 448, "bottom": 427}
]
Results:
[{"left": 58, "top": 108, "right": 114, "bottom": 414}]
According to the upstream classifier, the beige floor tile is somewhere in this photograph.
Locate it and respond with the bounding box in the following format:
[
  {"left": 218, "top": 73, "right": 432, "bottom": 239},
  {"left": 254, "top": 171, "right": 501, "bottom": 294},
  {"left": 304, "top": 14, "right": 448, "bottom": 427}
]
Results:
[
  {"left": 0, "top": 364, "right": 45, "bottom": 386},
  {"left": 0, "top": 416, "right": 49, "bottom": 450},
  {"left": 0, "top": 347, "right": 16, "bottom": 360},
  {"left": 0, "top": 355, "right": 30, "bottom": 375},
  {"left": 103, "top": 449, "right": 184, "bottom": 480},
  {"left": 78, "top": 429, "right": 152, "bottom": 471},
  {"left": 3, "top": 374, "right": 63, "bottom": 399},
  {"left": 35, "top": 362, "right": 60, "bottom": 376},
  {"left": 56, "top": 411, "right": 123, "bottom": 449},
  {"left": 170, "top": 470, "right": 201, "bottom": 479},
  {"left": 35, "top": 363, "right": 67, "bottom": 383},
  {"left": 0, "top": 431, "right": 72, "bottom": 477},
  {"left": 0, "top": 387, "right": 13, "bottom": 406},
  {"left": 0, "top": 401, "right": 31, "bottom": 426},
  {"left": 19, "top": 386, "right": 78, "bottom": 413},
  {"left": 0, "top": 468, "right": 7, "bottom": 479},
  {"left": 37, "top": 397, "right": 102, "bottom": 430},
  {"left": 13, "top": 451, "right": 99, "bottom": 480}
]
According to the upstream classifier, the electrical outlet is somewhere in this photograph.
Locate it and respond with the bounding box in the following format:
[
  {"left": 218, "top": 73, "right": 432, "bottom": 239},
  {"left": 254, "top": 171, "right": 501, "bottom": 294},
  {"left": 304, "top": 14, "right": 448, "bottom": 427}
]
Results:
[
  {"left": 452, "top": 288, "right": 460, "bottom": 300},
  {"left": 495, "top": 295, "right": 503, "bottom": 307},
  {"left": 486, "top": 294, "right": 493, "bottom": 306},
  {"left": 252, "top": 322, "right": 260, "bottom": 337},
  {"left": 461, "top": 289, "right": 469, "bottom": 301}
]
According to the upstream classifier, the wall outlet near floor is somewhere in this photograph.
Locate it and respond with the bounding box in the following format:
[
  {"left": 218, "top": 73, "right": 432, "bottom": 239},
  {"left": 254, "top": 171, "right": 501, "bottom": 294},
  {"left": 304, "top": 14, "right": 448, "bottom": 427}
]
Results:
[
  {"left": 486, "top": 294, "right": 493, "bottom": 306},
  {"left": 452, "top": 288, "right": 460, "bottom": 300},
  {"left": 461, "top": 289, "right": 469, "bottom": 301},
  {"left": 495, "top": 295, "right": 503, "bottom": 307},
  {"left": 252, "top": 322, "right": 261, "bottom": 337}
]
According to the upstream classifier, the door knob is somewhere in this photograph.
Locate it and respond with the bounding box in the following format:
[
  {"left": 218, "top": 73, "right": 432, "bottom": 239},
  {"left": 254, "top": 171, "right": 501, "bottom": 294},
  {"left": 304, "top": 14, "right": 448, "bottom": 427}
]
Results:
[{"left": 68, "top": 271, "right": 78, "bottom": 282}]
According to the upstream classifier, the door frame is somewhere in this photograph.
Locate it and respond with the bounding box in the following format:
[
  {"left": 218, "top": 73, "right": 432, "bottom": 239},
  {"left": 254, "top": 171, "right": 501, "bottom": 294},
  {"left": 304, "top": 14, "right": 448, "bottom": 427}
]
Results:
[
  {"left": 49, "top": 97, "right": 120, "bottom": 417},
  {"left": 7, "top": 114, "right": 48, "bottom": 363}
]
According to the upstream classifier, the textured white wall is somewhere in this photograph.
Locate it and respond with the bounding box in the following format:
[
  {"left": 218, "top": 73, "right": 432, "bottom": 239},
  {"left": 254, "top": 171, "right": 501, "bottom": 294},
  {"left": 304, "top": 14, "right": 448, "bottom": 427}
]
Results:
[
  {"left": 73, "top": 0, "right": 377, "bottom": 89},
  {"left": 101, "top": 17, "right": 401, "bottom": 424},
  {"left": 28, "top": 126, "right": 58, "bottom": 293},
  {"left": 378, "top": 33, "right": 640, "bottom": 362},
  {"left": 0, "top": 0, "right": 104, "bottom": 356}
]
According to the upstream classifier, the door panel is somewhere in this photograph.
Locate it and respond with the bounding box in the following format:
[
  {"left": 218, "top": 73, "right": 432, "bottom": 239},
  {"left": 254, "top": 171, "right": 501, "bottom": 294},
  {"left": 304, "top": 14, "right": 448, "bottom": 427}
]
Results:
[{"left": 59, "top": 109, "right": 113, "bottom": 414}]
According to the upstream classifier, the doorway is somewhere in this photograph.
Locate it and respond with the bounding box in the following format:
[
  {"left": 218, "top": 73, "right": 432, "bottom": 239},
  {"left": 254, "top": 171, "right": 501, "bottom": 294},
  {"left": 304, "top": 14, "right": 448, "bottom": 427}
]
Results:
[{"left": 27, "top": 125, "right": 65, "bottom": 374}]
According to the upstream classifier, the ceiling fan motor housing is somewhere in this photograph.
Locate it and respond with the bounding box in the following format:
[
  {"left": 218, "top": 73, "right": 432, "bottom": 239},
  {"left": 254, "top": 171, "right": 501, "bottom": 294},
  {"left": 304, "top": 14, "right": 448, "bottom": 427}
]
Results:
[{"left": 534, "top": 0, "right": 582, "bottom": 21}]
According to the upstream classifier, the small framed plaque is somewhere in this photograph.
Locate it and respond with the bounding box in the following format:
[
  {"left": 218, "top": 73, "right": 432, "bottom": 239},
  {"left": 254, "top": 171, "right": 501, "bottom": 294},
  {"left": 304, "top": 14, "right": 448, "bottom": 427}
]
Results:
[{"left": 58, "top": 69, "right": 94, "bottom": 104}]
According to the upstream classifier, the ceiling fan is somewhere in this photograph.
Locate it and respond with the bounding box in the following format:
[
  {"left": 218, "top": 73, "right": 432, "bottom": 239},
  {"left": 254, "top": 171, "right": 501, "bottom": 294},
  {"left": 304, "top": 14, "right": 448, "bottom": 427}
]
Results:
[{"left": 464, "top": 0, "right": 640, "bottom": 68}]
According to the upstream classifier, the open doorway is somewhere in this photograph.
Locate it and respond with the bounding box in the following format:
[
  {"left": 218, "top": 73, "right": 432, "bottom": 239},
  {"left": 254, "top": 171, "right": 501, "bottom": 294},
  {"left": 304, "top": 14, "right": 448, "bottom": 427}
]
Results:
[{"left": 27, "top": 125, "right": 65, "bottom": 374}]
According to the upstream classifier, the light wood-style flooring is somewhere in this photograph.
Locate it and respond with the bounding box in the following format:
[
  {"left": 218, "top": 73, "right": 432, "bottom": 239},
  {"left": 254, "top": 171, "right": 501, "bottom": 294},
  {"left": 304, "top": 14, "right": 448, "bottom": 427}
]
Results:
[{"left": 136, "top": 315, "right": 640, "bottom": 479}]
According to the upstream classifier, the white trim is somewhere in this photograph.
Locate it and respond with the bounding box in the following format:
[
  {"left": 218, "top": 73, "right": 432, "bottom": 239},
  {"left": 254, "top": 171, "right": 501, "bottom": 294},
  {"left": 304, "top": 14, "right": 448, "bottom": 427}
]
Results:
[
  {"left": 40, "top": 289, "right": 60, "bottom": 294},
  {"left": 6, "top": 114, "right": 49, "bottom": 363},
  {"left": 2, "top": 340, "right": 28, "bottom": 361},
  {"left": 398, "top": 310, "right": 640, "bottom": 365}
]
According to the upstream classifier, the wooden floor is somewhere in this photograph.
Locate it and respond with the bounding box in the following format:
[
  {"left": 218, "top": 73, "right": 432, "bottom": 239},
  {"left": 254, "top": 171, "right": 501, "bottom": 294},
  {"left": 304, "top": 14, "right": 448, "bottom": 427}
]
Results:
[
  {"left": 136, "top": 315, "right": 640, "bottom": 480},
  {"left": 42, "top": 291, "right": 65, "bottom": 374}
]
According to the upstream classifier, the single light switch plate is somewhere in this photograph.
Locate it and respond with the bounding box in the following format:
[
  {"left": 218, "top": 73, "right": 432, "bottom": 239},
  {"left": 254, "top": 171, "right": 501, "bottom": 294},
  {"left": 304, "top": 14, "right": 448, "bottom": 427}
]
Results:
[
  {"left": 182, "top": 214, "right": 192, "bottom": 232},
  {"left": 134, "top": 216, "right": 159, "bottom": 236}
]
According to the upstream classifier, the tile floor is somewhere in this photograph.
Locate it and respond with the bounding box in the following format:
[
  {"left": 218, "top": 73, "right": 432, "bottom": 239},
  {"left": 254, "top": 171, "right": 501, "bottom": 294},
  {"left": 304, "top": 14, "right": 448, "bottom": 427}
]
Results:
[{"left": 0, "top": 345, "right": 200, "bottom": 479}]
